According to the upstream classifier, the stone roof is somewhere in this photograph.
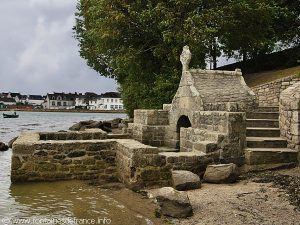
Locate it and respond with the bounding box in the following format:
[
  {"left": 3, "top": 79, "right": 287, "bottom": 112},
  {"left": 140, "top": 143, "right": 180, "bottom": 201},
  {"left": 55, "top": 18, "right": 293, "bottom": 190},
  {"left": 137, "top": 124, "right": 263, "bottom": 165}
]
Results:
[{"left": 171, "top": 46, "right": 256, "bottom": 112}]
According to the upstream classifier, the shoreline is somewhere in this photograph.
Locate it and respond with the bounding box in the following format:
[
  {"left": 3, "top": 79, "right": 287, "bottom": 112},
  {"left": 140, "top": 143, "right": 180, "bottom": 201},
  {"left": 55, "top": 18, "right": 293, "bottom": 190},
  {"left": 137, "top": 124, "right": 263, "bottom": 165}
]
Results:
[{"left": 0, "top": 108, "right": 127, "bottom": 114}]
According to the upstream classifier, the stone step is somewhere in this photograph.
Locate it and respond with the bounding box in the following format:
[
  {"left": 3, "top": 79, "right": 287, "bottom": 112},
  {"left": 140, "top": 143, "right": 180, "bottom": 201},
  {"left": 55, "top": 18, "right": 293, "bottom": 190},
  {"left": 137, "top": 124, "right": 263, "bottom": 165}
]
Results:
[
  {"left": 246, "top": 137, "right": 287, "bottom": 148},
  {"left": 159, "top": 151, "right": 207, "bottom": 165},
  {"left": 246, "top": 127, "right": 280, "bottom": 137},
  {"left": 193, "top": 141, "right": 218, "bottom": 153},
  {"left": 255, "top": 107, "right": 279, "bottom": 112},
  {"left": 246, "top": 112, "right": 279, "bottom": 120},
  {"left": 158, "top": 146, "right": 180, "bottom": 153},
  {"left": 246, "top": 119, "right": 279, "bottom": 128},
  {"left": 245, "top": 148, "right": 298, "bottom": 165}
]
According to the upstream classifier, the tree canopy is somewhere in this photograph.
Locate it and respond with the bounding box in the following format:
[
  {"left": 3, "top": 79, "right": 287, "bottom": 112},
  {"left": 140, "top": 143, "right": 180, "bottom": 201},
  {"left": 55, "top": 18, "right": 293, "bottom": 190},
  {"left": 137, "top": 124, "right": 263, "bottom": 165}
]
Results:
[{"left": 74, "top": 0, "right": 299, "bottom": 116}]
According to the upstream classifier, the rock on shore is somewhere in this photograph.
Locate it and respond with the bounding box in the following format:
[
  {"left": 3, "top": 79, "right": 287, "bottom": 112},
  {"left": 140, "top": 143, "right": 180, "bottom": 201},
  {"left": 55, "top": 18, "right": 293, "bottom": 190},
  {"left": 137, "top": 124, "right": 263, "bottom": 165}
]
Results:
[
  {"left": 172, "top": 170, "right": 201, "bottom": 191},
  {"left": 0, "top": 142, "right": 9, "bottom": 151},
  {"left": 69, "top": 118, "right": 123, "bottom": 132},
  {"left": 204, "top": 163, "right": 239, "bottom": 183},
  {"left": 148, "top": 187, "right": 193, "bottom": 218}
]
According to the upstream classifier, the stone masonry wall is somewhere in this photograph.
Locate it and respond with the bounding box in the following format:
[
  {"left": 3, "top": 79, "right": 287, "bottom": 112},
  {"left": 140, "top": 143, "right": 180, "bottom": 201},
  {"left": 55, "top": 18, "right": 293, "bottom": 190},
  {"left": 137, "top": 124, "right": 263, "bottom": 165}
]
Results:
[
  {"left": 11, "top": 130, "right": 173, "bottom": 188},
  {"left": 130, "top": 109, "right": 169, "bottom": 147},
  {"left": 12, "top": 134, "right": 117, "bottom": 182},
  {"left": 178, "top": 111, "right": 246, "bottom": 165},
  {"left": 115, "top": 140, "right": 172, "bottom": 188},
  {"left": 279, "top": 82, "right": 300, "bottom": 158},
  {"left": 252, "top": 74, "right": 300, "bottom": 106}
]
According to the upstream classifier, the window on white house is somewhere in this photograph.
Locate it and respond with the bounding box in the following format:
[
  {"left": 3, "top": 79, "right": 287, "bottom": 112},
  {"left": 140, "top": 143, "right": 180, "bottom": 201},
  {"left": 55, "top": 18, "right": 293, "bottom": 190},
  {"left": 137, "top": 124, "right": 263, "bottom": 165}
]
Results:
[
  {"left": 63, "top": 102, "right": 67, "bottom": 106},
  {"left": 52, "top": 101, "right": 55, "bottom": 106},
  {"left": 57, "top": 102, "right": 61, "bottom": 106}
]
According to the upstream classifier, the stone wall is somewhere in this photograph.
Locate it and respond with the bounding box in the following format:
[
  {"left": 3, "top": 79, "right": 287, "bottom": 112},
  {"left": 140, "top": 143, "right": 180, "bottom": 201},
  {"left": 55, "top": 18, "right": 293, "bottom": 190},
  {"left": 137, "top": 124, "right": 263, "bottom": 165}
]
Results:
[
  {"left": 279, "top": 82, "right": 300, "bottom": 156},
  {"left": 12, "top": 133, "right": 117, "bottom": 182},
  {"left": 252, "top": 74, "right": 300, "bottom": 106},
  {"left": 115, "top": 140, "right": 172, "bottom": 188},
  {"left": 178, "top": 111, "right": 246, "bottom": 164},
  {"left": 40, "top": 129, "right": 108, "bottom": 140},
  {"left": 11, "top": 130, "right": 173, "bottom": 188},
  {"left": 129, "top": 109, "right": 169, "bottom": 147},
  {"left": 159, "top": 152, "right": 215, "bottom": 176}
]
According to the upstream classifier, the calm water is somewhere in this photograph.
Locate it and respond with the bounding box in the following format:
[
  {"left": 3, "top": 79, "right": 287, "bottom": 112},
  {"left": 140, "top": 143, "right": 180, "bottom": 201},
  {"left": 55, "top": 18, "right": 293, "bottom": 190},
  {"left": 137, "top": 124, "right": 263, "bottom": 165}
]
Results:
[{"left": 0, "top": 111, "right": 160, "bottom": 225}]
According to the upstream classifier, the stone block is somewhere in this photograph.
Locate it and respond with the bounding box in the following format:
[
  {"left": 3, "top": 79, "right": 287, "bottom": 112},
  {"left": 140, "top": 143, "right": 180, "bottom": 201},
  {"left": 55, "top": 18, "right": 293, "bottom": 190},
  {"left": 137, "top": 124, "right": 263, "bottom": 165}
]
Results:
[
  {"left": 36, "top": 162, "right": 57, "bottom": 172},
  {"left": 67, "top": 150, "right": 86, "bottom": 158},
  {"left": 11, "top": 156, "right": 22, "bottom": 170},
  {"left": 172, "top": 170, "right": 201, "bottom": 191},
  {"left": 203, "top": 163, "right": 238, "bottom": 183},
  {"left": 148, "top": 187, "right": 193, "bottom": 218}
]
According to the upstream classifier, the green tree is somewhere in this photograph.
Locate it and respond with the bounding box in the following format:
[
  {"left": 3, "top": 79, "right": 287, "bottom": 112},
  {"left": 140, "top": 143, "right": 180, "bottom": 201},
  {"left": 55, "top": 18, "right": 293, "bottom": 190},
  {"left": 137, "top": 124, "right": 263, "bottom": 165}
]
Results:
[
  {"left": 219, "top": 0, "right": 299, "bottom": 60},
  {"left": 74, "top": 0, "right": 213, "bottom": 116},
  {"left": 74, "top": 0, "right": 299, "bottom": 116}
]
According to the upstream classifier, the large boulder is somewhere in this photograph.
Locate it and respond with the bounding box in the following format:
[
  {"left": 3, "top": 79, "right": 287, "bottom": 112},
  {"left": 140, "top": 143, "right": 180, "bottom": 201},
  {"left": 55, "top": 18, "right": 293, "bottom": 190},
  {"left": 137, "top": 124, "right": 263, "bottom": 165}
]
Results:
[
  {"left": 172, "top": 170, "right": 201, "bottom": 191},
  {"left": 204, "top": 163, "right": 239, "bottom": 183},
  {"left": 0, "top": 142, "right": 9, "bottom": 152},
  {"left": 148, "top": 187, "right": 193, "bottom": 218}
]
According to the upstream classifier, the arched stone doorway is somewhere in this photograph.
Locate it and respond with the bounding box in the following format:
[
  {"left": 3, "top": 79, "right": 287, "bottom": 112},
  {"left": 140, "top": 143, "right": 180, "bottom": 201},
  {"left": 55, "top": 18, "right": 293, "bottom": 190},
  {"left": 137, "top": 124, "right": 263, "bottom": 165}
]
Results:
[{"left": 176, "top": 115, "right": 192, "bottom": 149}]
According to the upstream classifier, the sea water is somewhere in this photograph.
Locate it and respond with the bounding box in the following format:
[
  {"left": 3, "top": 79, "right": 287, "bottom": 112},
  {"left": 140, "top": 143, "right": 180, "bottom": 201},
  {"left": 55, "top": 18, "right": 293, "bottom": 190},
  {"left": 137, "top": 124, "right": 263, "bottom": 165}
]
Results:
[{"left": 0, "top": 111, "right": 161, "bottom": 225}]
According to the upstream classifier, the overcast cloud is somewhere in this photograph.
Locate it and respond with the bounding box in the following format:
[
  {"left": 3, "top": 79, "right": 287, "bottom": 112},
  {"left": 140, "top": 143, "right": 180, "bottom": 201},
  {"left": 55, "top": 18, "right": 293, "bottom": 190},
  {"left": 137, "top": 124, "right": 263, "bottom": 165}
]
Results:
[{"left": 0, "top": 0, "right": 117, "bottom": 95}]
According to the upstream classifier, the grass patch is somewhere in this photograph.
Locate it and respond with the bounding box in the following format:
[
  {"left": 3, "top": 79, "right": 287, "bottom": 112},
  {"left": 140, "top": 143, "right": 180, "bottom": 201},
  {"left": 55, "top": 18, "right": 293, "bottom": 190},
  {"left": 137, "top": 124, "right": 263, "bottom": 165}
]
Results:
[{"left": 244, "top": 66, "right": 300, "bottom": 87}]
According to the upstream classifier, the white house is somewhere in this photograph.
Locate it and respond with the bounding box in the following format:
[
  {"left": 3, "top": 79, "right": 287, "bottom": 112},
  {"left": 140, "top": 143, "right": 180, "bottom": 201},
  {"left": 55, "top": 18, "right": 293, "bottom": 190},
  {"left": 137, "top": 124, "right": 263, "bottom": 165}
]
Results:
[
  {"left": 15, "top": 95, "right": 27, "bottom": 104},
  {"left": 0, "top": 97, "right": 16, "bottom": 106},
  {"left": 27, "top": 95, "right": 45, "bottom": 106},
  {"left": 45, "top": 92, "right": 77, "bottom": 109},
  {"left": 75, "top": 95, "right": 87, "bottom": 108},
  {"left": 95, "top": 92, "right": 124, "bottom": 110}
]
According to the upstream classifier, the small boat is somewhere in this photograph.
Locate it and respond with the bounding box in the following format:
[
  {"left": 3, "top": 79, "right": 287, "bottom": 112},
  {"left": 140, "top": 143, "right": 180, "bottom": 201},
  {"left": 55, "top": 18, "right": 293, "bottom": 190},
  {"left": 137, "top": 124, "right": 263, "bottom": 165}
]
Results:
[{"left": 3, "top": 112, "right": 19, "bottom": 118}]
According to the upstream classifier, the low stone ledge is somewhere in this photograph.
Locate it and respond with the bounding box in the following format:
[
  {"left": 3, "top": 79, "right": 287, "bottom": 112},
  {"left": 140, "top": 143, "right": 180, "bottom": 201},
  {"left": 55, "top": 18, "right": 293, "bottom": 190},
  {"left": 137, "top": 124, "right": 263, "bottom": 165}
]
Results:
[
  {"left": 11, "top": 133, "right": 172, "bottom": 188},
  {"left": 40, "top": 129, "right": 107, "bottom": 141}
]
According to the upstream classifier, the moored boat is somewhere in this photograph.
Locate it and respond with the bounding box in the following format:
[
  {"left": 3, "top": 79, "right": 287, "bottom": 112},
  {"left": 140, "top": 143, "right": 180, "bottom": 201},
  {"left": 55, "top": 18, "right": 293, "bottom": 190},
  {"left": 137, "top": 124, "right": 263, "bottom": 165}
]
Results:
[{"left": 3, "top": 112, "right": 19, "bottom": 118}]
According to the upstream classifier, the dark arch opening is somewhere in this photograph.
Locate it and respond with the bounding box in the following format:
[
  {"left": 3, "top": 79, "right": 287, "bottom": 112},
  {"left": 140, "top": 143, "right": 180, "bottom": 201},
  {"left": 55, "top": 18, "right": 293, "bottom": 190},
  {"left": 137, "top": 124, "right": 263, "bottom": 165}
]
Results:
[{"left": 176, "top": 115, "right": 192, "bottom": 149}]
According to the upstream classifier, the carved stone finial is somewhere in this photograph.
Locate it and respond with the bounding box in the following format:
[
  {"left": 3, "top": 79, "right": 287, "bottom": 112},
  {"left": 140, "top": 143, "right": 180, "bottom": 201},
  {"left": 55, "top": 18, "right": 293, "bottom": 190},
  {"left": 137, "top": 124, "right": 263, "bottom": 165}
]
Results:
[{"left": 180, "top": 46, "right": 191, "bottom": 71}]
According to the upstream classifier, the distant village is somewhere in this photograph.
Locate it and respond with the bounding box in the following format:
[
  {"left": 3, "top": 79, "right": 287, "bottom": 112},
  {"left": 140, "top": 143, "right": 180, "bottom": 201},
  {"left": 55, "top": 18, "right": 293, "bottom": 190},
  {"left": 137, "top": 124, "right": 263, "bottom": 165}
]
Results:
[{"left": 0, "top": 92, "right": 125, "bottom": 111}]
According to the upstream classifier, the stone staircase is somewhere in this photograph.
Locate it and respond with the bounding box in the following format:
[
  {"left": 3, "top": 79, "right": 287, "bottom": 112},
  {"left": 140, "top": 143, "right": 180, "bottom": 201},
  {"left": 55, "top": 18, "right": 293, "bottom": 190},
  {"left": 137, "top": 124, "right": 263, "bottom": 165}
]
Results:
[{"left": 245, "top": 107, "right": 298, "bottom": 167}]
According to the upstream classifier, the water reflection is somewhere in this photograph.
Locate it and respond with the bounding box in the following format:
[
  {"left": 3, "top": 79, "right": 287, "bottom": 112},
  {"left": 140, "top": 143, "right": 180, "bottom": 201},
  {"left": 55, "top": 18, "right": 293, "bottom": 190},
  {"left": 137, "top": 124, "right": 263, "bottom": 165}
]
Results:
[
  {"left": 8, "top": 181, "right": 157, "bottom": 225},
  {"left": 0, "top": 112, "right": 163, "bottom": 225}
]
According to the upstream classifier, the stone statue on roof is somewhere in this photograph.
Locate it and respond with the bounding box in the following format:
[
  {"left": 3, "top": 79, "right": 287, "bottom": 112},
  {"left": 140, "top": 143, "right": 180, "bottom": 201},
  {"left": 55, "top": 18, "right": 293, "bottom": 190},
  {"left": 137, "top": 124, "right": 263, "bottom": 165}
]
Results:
[{"left": 180, "top": 46, "right": 191, "bottom": 71}]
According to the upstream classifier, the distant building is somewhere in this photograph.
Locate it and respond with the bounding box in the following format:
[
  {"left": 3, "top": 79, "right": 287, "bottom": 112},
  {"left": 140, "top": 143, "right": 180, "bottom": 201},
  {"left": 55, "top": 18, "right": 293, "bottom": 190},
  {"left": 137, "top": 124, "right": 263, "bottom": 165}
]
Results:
[
  {"left": 27, "top": 95, "right": 45, "bottom": 106},
  {"left": 95, "top": 92, "right": 124, "bottom": 110},
  {"left": 75, "top": 95, "right": 88, "bottom": 108},
  {"left": 45, "top": 92, "right": 78, "bottom": 109},
  {"left": 0, "top": 97, "right": 16, "bottom": 106},
  {"left": 0, "top": 102, "right": 6, "bottom": 109},
  {"left": 0, "top": 93, "right": 8, "bottom": 98},
  {"left": 75, "top": 92, "right": 98, "bottom": 109},
  {"left": 7, "top": 92, "right": 21, "bottom": 99},
  {"left": 15, "top": 95, "right": 28, "bottom": 104}
]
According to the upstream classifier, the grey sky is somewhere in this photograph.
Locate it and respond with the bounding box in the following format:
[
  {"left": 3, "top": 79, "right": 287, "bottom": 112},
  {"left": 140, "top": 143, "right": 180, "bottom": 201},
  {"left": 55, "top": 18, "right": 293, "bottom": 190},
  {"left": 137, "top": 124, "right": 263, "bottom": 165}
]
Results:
[{"left": 0, "top": 0, "right": 117, "bottom": 95}]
